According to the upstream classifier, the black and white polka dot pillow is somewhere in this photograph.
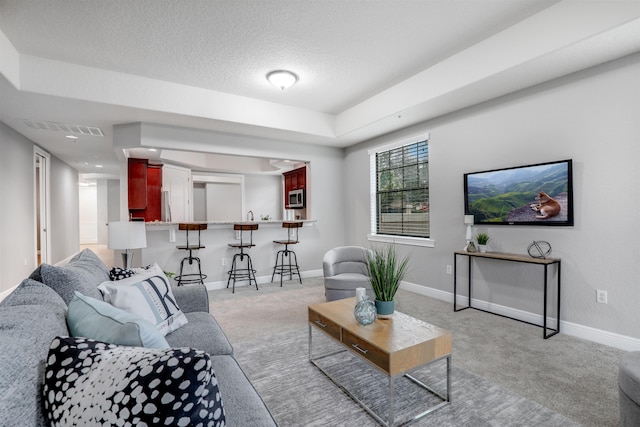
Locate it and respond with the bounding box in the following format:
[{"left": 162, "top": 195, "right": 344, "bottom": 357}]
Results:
[
  {"left": 109, "top": 267, "right": 136, "bottom": 281},
  {"left": 43, "top": 336, "right": 225, "bottom": 427}
]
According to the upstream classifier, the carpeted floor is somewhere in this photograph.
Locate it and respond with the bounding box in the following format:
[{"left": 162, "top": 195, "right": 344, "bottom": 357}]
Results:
[{"left": 209, "top": 278, "right": 623, "bottom": 426}]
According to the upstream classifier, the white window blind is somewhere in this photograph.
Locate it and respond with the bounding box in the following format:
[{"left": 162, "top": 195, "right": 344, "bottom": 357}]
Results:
[{"left": 369, "top": 134, "right": 431, "bottom": 244}]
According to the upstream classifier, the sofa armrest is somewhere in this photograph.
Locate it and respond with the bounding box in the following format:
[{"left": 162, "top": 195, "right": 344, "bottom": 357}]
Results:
[{"left": 172, "top": 283, "right": 209, "bottom": 313}]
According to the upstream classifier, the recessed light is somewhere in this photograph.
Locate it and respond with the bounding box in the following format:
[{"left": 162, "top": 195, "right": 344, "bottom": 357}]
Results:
[
  {"left": 65, "top": 135, "right": 78, "bottom": 140},
  {"left": 95, "top": 165, "right": 103, "bottom": 168}
]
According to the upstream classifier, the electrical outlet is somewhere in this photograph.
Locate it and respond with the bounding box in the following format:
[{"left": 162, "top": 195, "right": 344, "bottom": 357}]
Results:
[
  {"left": 446, "top": 265, "right": 452, "bottom": 275},
  {"left": 221, "top": 258, "right": 227, "bottom": 266},
  {"left": 596, "top": 290, "right": 608, "bottom": 304}
]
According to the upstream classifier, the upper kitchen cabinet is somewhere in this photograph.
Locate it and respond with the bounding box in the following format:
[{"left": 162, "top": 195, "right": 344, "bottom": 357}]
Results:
[
  {"left": 128, "top": 158, "right": 147, "bottom": 209},
  {"left": 128, "top": 158, "right": 162, "bottom": 222},
  {"left": 284, "top": 166, "right": 306, "bottom": 194}
]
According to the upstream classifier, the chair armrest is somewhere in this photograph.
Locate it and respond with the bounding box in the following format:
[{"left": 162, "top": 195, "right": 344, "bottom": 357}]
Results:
[{"left": 171, "top": 283, "right": 209, "bottom": 313}]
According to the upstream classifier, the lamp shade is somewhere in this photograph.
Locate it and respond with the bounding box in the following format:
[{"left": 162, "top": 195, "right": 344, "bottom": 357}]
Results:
[
  {"left": 464, "top": 215, "right": 475, "bottom": 225},
  {"left": 108, "top": 222, "right": 147, "bottom": 250}
]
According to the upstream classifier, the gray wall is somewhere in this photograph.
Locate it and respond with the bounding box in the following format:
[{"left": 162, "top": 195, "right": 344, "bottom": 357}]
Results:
[
  {"left": 344, "top": 53, "right": 640, "bottom": 340},
  {"left": 0, "top": 122, "right": 36, "bottom": 290},
  {"left": 0, "top": 121, "right": 80, "bottom": 292}
]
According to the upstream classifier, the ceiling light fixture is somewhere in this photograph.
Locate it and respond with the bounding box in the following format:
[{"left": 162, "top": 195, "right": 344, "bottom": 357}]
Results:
[
  {"left": 65, "top": 135, "right": 78, "bottom": 140},
  {"left": 266, "top": 70, "right": 298, "bottom": 90}
]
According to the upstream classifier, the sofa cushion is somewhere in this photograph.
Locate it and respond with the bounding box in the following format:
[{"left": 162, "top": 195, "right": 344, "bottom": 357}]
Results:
[
  {"left": 0, "top": 300, "right": 68, "bottom": 426},
  {"left": 210, "top": 355, "right": 277, "bottom": 426},
  {"left": 98, "top": 263, "right": 188, "bottom": 336},
  {"left": 43, "top": 336, "right": 225, "bottom": 426},
  {"left": 166, "top": 312, "right": 234, "bottom": 356},
  {"left": 0, "top": 278, "right": 67, "bottom": 310},
  {"left": 620, "top": 352, "right": 640, "bottom": 404},
  {"left": 29, "top": 248, "right": 110, "bottom": 305},
  {"left": 67, "top": 291, "right": 169, "bottom": 349}
]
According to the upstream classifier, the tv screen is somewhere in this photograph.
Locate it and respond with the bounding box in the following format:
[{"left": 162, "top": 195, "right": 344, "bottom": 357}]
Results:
[{"left": 464, "top": 159, "right": 573, "bottom": 226}]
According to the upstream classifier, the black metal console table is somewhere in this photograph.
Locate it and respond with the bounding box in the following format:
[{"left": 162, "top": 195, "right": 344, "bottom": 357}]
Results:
[{"left": 453, "top": 251, "right": 561, "bottom": 339}]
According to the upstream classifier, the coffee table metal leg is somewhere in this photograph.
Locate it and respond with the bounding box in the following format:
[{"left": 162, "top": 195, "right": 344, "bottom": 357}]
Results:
[{"left": 388, "top": 376, "right": 395, "bottom": 426}]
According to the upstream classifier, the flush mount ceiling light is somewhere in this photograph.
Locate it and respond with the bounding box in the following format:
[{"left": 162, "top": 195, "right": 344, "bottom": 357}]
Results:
[{"left": 266, "top": 70, "right": 298, "bottom": 90}]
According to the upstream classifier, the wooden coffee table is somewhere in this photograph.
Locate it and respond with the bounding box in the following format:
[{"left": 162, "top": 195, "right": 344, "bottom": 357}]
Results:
[{"left": 308, "top": 298, "right": 452, "bottom": 426}]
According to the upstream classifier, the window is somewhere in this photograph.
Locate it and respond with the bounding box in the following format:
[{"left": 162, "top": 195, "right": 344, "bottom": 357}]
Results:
[{"left": 369, "top": 134, "right": 432, "bottom": 246}]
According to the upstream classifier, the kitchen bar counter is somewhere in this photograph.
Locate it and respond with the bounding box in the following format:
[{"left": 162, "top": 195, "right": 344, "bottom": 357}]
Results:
[
  {"left": 139, "top": 219, "right": 321, "bottom": 291},
  {"left": 145, "top": 219, "right": 315, "bottom": 229}
]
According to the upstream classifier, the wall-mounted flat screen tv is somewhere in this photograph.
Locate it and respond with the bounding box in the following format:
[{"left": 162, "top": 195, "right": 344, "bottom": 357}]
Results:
[{"left": 464, "top": 159, "right": 573, "bottom": 226}]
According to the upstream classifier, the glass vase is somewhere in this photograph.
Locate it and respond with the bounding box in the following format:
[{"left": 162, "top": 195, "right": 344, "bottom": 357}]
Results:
[{"left": 354, "top": 296, "right": 376, "bottom": 325}]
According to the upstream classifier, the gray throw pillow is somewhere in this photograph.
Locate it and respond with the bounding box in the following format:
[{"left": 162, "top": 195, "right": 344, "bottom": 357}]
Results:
[{"left": 29, "top": 249, "right": 110, "bottom": 304}]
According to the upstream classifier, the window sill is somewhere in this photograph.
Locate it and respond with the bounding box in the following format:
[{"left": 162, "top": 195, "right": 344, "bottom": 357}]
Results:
[{"left": 367, "top": 234, "right": 435, "bottom": 248}]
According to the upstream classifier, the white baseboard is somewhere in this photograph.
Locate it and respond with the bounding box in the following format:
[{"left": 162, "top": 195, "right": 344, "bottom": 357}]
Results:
[
  {"left": 400, "top": 281, "right": 640, "bottom": 352},
  {"left": 204, "top": 269, "right": 323, "bottom": 291}
]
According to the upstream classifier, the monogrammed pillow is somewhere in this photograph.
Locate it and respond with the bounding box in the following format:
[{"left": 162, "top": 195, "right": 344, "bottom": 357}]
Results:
[
  {"left": 98, "top": 263, "right": 188, "bottom": 336},
  {"left": 43, "top": 336, "right": 225, "bottom": 427}
]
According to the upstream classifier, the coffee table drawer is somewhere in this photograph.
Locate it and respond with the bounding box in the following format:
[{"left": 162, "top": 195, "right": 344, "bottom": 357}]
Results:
[
  {"left": 342, "top": 329, "right": 389, "bottom": 373},
  {"left": 309, "top": 309, "right": 341, "bottom": 340}
]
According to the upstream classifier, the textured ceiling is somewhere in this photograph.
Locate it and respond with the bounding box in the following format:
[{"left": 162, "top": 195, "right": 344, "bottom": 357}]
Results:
[
  {"left": 0, "top": 0, "right": 555, "bottom": 114},
  {"left": 0, "top": 0, "right": 639, "bottom": 177}
]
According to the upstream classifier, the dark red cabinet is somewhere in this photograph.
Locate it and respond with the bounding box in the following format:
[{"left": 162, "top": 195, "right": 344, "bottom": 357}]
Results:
[
  {"left": 128, "top": 158, "right": 147, "bottom": 210},
  {"left": 283, "top": 166, "right": 306, "bottom": 208},
  {"left": 128, "top": 158, "right": 162, "bottom": 222}
]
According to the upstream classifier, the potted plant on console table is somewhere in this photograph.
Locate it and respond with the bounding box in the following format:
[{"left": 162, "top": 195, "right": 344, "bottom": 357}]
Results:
[
  {"left": 366, "top": 245, "right": 409, "bottom": 318},
  {"left": 476, "top": 232, "right": 491, "bottom": 253}
]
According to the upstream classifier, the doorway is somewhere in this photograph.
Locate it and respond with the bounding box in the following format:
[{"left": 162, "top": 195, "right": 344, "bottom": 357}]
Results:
[{"left": 34, "top": 148, "right": 51, "bottom": 266}]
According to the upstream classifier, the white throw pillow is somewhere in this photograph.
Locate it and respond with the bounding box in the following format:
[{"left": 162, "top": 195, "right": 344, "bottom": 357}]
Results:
[{"left": 98, "top": 263, "right": 188, "bottom": 336}]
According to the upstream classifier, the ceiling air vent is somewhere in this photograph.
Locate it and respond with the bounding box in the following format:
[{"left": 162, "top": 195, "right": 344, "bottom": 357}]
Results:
[{"left": 21, "top": 119, "right": 104, "bottom": 137}]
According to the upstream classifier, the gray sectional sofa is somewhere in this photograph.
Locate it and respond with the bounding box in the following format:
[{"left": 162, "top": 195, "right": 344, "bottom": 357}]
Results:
[{"left": 0, "top": 249, "right": 276, "bottom": 426}]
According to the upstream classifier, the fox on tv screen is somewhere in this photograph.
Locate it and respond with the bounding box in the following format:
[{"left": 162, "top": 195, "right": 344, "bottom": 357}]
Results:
[{"left": 464, "top": 159, "right": 573, "bottom": 226}]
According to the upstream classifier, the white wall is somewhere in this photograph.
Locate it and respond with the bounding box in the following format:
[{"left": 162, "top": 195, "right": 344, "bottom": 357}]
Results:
[
  {"left": 0, "top": 121, "right": 80, "bottom": 292},
  {"left": 345, "top": 53, "right": 640, "bottom": 343},
  {"left": 245, "top": 174, "right": 282, "bottom": 220}
]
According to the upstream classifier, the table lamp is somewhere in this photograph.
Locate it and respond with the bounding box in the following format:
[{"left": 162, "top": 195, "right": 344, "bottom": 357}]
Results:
[
  {"left": 108, "top": 221, "right": 147, "bottom": 269},
  {"left": 464, "top": 215, "right": 474, "bottom": 251}
]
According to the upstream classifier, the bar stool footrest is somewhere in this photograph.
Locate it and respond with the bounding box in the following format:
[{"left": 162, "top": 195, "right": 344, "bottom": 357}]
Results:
[{"left": 174, "top": 273, "right": 208, "bottom": 285}]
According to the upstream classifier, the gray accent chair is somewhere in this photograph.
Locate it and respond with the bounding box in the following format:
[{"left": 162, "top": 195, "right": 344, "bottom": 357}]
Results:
[
  {"left": 323, "top": 246, "right": 372, "bottom": 302},
  {"left": 619, "top": 351, "right": 640, "bottom": 426}
]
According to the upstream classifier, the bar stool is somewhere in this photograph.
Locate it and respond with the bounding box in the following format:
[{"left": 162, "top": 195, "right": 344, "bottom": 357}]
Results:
[
  {"left": 174, "top": 223, "right": 207, "bottom": 286},
  {"left": 271, "top": 221, "right": 302, "bottom": 286},
  {"left": 227, "top": 223, "right": 259, "bottom": 293}
]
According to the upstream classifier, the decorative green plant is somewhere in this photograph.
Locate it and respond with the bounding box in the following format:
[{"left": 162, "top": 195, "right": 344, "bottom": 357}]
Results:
[
  {"left": 366, "top": 245, "right": 410, "bottom": 302},
  {"left": 476, "top": 233, "right": 491, "bottom": 245}
]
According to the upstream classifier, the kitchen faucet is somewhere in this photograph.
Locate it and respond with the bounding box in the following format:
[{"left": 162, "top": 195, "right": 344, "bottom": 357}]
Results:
[{"left": 247, "top": 210, "right": 254, "bottom": 221}]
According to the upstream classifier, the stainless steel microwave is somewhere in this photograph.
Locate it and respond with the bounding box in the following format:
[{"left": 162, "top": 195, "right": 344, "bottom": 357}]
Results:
[{"left": 288, "top": 189, "right": 305, "bottom": 208}]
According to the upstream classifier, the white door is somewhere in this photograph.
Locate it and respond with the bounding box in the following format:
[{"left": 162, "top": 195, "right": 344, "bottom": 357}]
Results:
[
  {"left": 79, "top": 184, "right": 98, "bottom": 244},
  {"left": 162, "top": 165, "right": 192, "bottom": 222},
  {"left": 34, "top": 148, "right": 51, "bottom": 266}
]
